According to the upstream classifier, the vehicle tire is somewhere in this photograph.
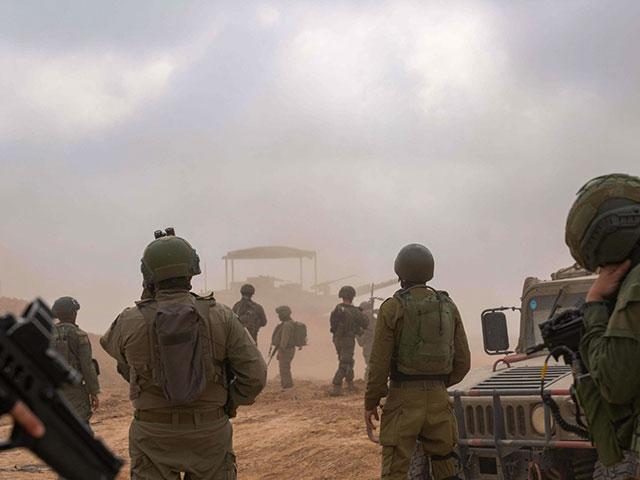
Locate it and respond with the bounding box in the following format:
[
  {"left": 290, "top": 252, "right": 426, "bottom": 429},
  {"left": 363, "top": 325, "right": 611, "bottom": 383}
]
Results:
[{"left": 407, "top": 441, "right": 430, "bottom": 480}]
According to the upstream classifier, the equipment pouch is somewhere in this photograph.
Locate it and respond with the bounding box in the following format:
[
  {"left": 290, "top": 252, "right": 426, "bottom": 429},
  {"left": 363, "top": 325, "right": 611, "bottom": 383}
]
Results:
[{"left": 152, "top": 303, "right": 207, "bottom": 405}]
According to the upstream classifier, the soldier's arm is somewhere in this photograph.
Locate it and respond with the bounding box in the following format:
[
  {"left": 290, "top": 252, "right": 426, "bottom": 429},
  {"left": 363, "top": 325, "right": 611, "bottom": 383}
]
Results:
[
  {"left": 580, "top": 301, "right": 640, "bottom": 404},
  {"left": 77, "top": 332, "right": 100, "bottom": 395},
  {"left": 364, "top": 300, "right": 396, "bottom": 410},
  {"left": 329, "top": 309, "right": 338, "bottom": 334},
  {"left": 232, "top": 302, "right": 240, "bottom": 315},
  {"left": 448, "top": 305, "right": 471, "bottom": 387},
  {"left": 224, "top": 310, "right": 267, "bottom": 406},
  {"left": 100, "top": 314, "right": 130, "bottom": 382}
]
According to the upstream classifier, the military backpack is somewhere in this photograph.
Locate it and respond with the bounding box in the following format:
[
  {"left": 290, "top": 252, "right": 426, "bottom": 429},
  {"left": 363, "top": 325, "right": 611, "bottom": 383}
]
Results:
[{"left": 393, "top": 287, "right": 455, "bottom": 376}]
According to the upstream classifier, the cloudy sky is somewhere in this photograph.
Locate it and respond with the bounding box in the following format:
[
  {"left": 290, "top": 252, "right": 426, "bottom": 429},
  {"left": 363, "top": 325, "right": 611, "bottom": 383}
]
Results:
[{"left": 1, "top": 1, "right": 638, "bottom": 351}]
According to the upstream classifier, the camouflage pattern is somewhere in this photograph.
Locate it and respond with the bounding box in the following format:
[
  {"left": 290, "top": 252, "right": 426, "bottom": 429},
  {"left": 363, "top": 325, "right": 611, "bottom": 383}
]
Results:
[
  {"left": 565, "top": 173, "right": 640, "bottom": 271},
  {"left": 330, "top": 303, "right": 369, "bottom": 390},
  {"left": 101, "top": 289, "right": 266, "bottom": 479},
  {"left": 232, "top": 297, "right": 267, "bottom": 342},
  {"left": 52, "top": 322, "right": 99, "bottom": 423},
  {"left": 365, "top": 286, "right": 470, "bottom": 480},
  {"left": 579, "top": 262, "right": 640, "bottom": 469}
]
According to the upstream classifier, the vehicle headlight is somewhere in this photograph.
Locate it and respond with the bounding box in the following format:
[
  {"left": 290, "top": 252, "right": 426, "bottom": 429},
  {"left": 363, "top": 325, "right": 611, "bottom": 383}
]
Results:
[{"left": 531, "top": 403, "right": 554, "bottom": 435}]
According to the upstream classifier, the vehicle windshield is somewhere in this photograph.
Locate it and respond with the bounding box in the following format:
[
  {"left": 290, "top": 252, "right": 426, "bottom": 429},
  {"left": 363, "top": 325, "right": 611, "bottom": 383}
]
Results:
[{"left": 526, "top": 292, "right": 587, "bottom": 345}]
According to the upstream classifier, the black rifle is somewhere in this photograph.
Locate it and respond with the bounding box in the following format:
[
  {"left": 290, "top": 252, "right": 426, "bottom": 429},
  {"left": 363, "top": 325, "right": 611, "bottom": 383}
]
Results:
[{"left": 0, "top": 299, "right": 123, "bottom": 480}]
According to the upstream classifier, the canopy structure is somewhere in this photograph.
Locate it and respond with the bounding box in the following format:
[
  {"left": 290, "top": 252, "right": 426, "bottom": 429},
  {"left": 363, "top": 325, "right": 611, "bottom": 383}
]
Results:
[{"left": 222, "top": 246, "right": 317, "bottom": 289}]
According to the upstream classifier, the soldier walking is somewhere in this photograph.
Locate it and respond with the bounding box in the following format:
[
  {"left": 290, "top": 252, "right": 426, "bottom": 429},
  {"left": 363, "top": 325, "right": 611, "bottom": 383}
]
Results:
[
  {"left": 330, "top": 286, "right": 368, "bottom": 396},
  {"left": 271, "top": 306, "right": 297, "bottom": 389},
  {"left": 51, "top": 296, "right": 100, "bottom": 424},
  {"left": 232, "top": 284, "right": 267, "bottom": 343},
  {"left": 364, "top": 244, "right": 471, "bottom": 480},
  {"left": 101, "top": 229, "right": 266, "bottom": 480}
]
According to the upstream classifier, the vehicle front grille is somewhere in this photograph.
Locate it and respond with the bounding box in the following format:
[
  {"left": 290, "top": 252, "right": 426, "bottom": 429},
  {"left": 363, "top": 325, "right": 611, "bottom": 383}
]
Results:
[
  {"left": 464, "top": 402, "right": 535, "bottom": 438},
  {"left": 473, "top": 365, "right": 570, "bottom": 391}
]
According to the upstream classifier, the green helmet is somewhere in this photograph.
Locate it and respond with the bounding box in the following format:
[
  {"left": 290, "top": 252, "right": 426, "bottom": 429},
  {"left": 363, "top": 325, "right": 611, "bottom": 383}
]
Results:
[
  {"left": 240, "top": 284, "right": 255, "bottom": 296},
  {"left": 141, "top": 234, "right": 201, "bottom": 285},
  {"left": 566, "top": 174, "right": 640, "bottom": 271},
  {"left": 394, "top": 243, "right": 435, "bottom": 283},
  {"left": 275, "top": 305, "right": 292, "bottom": 317},
  {"left": 338, "top": 285, "right": 356, "bottom": 300},
  {"left": 52, "top": 296, "right": 80, "bottom": 321}
]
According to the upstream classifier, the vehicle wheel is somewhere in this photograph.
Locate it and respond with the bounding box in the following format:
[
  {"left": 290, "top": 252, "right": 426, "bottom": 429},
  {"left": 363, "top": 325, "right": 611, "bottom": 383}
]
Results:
[
  {"left": 543, "top": 450, "right": 596, "bottom": 480},
  {"left": 407, "top": 440, "right": 430, "bottom": 480}
]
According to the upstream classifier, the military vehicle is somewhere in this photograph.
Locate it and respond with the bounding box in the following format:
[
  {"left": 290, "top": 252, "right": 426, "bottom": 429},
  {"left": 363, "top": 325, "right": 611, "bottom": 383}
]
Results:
[
  {"left": 409, "top": 264, "right": 604, "bottom": 480},
  {"left": 210, "top": 246, "right": 396, "bottom": 315}
]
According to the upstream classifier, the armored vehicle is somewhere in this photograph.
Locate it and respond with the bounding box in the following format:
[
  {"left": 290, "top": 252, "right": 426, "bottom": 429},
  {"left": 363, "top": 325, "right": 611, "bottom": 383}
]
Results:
[{"left": 409, "top": 265, "right": 602, "bottom": 480}]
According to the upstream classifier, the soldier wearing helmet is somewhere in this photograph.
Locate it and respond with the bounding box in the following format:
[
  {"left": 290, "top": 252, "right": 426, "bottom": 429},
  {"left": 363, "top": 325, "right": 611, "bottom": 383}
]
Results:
[
  {"left": 329, "top": 285, "right": 369, "bottom": 396},
  {"left": 271, "top": 306, "right": 297, "bottom": 389},
  {"left": 51, "top": 296, "right": 100, "bottom": 424},
  {"left": 566, "top": 174, "right": 640, "bottom": 475},
  {"left": 100, "top": 228, "right": 266, "bottom": 480},
  {"left": 364, "top": 244, "right": 471, "bottom": 480},
  {"left": 232, "top": 283, "right": 268, "bottom": 343}
]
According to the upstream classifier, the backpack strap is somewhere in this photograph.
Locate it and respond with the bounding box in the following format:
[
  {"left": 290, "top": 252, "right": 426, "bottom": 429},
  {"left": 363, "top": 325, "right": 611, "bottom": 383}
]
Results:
[{"left": 194, "top": 298, "right": 228, "bottom": 386}]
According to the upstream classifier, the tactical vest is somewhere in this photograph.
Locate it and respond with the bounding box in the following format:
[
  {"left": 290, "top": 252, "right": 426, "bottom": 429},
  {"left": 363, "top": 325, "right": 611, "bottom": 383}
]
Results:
[
  {"left": 393, "top": 287, "right": 455, "bottom": 377},
  {"left": 52, "top": 323, "right": 82, "bottom": 371},
  {"left": 131, "top": 295, "right": 229, "bottom": 409}
]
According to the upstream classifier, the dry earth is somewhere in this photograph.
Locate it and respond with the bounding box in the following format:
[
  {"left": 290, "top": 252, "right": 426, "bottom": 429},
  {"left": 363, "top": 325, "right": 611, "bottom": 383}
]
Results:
[{"left": 0, "top": 380, "right": 381, "bottom": 480}]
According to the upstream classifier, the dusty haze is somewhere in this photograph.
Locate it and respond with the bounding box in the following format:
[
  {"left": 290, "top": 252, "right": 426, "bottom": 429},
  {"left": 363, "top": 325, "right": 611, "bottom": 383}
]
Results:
[{"left": 1, "top": 1, "right": 639, "bottom": 376}]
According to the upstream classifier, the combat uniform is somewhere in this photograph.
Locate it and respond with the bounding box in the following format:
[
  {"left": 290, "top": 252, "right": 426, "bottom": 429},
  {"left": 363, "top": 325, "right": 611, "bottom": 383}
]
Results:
[
  {"left": 578, "top": 263, "right": 640, "bottom": 474},
  {"left": 232, "top": 297, "right": 267, "bottom": 343},
  {"left": 273, "top": 313, "right": 296, "bottom": 389},
  {"left": 357, "top": 302, "right": 377, "bottom": 382},
  {"left": 53, "top": 322, "right": 100, "bottom": 422},
  {"left": 101, "top": 289, "right": 266, "bottom": 480},
  {"left": 330, "top": 303, "right": 368, "bottom": 392},
  {"left": 365, "top": 286, "right": 470, "bottom": 480}
]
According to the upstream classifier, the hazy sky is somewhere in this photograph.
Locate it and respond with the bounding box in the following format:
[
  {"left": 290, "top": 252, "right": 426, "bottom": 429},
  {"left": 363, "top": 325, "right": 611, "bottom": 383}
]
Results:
[{"left": 1, "top": 1, "right": 638, "bottom": 352}]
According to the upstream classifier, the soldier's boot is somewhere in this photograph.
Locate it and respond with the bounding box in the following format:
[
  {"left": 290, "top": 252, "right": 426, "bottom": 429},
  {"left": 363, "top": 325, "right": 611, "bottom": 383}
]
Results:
[
  {"left": 329, "top": 384, "right": 342, "bottom": 397},
  {"left": 346, "top": 381, "right": 357, "bottom": 393}
]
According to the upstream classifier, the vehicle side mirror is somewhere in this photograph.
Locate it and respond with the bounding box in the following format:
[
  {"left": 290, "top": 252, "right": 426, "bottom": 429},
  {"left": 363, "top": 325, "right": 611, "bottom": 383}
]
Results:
[{"left": 481, "top": 310, "right": 511, "bottom": 355}]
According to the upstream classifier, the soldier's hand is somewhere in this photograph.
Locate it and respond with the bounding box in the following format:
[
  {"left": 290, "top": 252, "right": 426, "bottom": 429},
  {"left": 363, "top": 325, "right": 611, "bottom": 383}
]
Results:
[
  {"left": 11, "top": 401, "right": 45, "bottom": 438},
  {"left": 90, "top": 394, "right": 100, "bottom": 412},
  {"left": 587, "top": 260, "right": 632, "bottom": 302},
  {"left": 364, "top": 407, "right": 380, "bottom": 444}
]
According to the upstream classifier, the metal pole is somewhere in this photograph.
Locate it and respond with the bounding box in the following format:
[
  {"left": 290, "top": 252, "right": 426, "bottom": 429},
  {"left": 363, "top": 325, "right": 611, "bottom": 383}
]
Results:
[
  {"left": 231, "top": 260, "right": 235, "bottom": 284},
  {"left": 299, "top": 257, "right": 303, "bottom": 287},
  {"left": 314, "top": 253, "right": 318, "bottom": 290},
  {"left": 225, "top": 259, "right": 228, "bottom": 290}
]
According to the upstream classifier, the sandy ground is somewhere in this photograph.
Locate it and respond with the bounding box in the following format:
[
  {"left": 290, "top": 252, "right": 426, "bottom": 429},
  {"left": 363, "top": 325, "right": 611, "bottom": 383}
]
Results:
[{"left": 0, "top": 379, "right": 382, "bottom": 480}]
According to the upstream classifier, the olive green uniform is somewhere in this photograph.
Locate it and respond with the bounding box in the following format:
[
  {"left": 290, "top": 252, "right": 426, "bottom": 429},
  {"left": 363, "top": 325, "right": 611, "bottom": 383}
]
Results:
[
  {"left": 330, "top": 303, "right": 368, "bottom": 388},
  {"left": 274, "top": 319, "right": 296, "bottom": 389},
  {"left": 365, "top": 287, "right": 471, "bottom": 480},
  {"left": 101, "top": 289, "right": 267, "bottom": 480},
  {"left": 357, "top": 306, "right": 377, "bottom": 381},
  {"left": 232, "top": 298, "right": 267, "bottom": 343},
  {"left": 53, "top": 323, "right": 100, "bottom": 423},
  {"left": 578, "top": 263, "right": 640, "bottom": 476}
]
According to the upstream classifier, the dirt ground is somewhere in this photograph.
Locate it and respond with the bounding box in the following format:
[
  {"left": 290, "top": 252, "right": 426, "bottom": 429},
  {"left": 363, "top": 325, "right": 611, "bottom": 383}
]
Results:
[{"left": 0, "top": 379, "right": 382, "bottom": 480}]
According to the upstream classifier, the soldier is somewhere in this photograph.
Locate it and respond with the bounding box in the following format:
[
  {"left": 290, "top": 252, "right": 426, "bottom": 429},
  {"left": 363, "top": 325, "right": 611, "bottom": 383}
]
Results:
[
  {"left": 329, "top": 285, "right": 368, "bottom": 396},
  {"left": 271, "top": 306, "right": 297, "bottom": 389},
  {"left": 566, "top": 174, "right": 640, "bottom": 477},
  {"left": 51, "top": 296, "right": 100, "bottom": 424},
  {"left": 356, "top": 299, "right": 376, "bottom": 382},
  {"left": 232, "top": 284, "right": 267, "bottom": 343},
  {"left": 364, "top": 244, "right": 471, "bottom": 480},
  {"left": 101, "top": 229, "right": 267, "bottom": 480}
]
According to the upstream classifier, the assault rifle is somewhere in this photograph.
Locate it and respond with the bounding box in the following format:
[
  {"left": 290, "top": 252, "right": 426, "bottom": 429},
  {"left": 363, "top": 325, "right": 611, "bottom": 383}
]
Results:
[
  {"left": 527, "top": 303, "right": 590, "bottom": 439},
  {"left": 267, "top": 345, "right": 278, "bottom": 367},
  {"left": 0, "top": 299, "right": 123, "bottom": 480}
]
